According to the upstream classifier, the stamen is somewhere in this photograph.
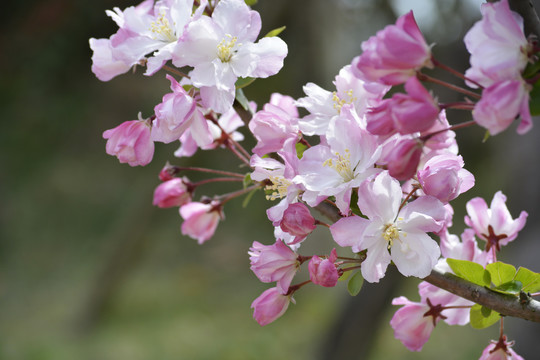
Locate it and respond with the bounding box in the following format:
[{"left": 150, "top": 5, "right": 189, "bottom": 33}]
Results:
[
  {"left": 217, "top": 34, "right": 239, "bottom": 62},
  {"left": 332, "top": 89, "right": 357, "bottom": 112},
  {"left": 265, "top": 175, "right": 292, "bottom": 200},
  {"left": 323, "top": 149, "right": 355, "bottom": 182},
  {"left": 150, "top": 12, "right": 176, "bottom": 42}
]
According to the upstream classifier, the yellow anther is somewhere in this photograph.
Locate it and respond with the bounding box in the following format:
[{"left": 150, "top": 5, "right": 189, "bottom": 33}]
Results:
[
  {"left": 217, "top": 34, "right": 239, "bottom": 62},
  {"left": 265, "top": 176, "right": 292, "bottom": 201},
  {"left": 383, "top": 224, "right": 400, "bottom": 249},
  {"left": 332, "top": 89, "right": 357, "bottom": 113},
  {"left": 150, "top": 12, "right": 176, "bottom": 42},
  {"left": 323, "top": 149, "right": 354, "bottom": 182}
]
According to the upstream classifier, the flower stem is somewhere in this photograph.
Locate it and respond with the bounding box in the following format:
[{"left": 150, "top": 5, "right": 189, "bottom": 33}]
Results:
[
  {"left": 417, "top": 72, "right": 481, "bottom": 99},
  {"left": 192, "top": 177, "right": 244, "bottom": 188},
  {"left": 162, "top": 65, "right": 190, "bottom": 79},
  {"left": 217, "top": 183, "right": 262, "bottom": 206},
  {"left": 431, "top": 57, "right": 484, "bottom": 89},
  {"left": 173, "top": 166, "right": 246, "bottom": 178}
]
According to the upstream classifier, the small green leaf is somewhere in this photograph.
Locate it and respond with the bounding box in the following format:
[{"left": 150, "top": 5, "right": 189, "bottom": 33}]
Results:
[
  {"left": 529, "top": 78, "right": 540, "bottom": 116},
  {"left": 470, "top": 304, "right": 500, "bottom": 329},
  {"left": 235, "top": 77, "right": 255, "bottom": 89},
  {"left": 486, "top": 262, "right": 516, "bottom": 286},
  {"left": 243, "top": 173, "right": 252, "bottom": 189},
  {"left": 265, "top": 26, "right": 286, "bottom": 38},
  {"left": 446, "top": 258, "right": 491, "bottom": 286},
  {"left": 235, "top": 88, "right": 250, "bottom": 111},
  {"left": 482, "top": 130, "right": 491, "bottom": 143},
  {"left": 492, "top": 280, "right": 523, "bottom": 295},
  {"left": 347, "top": 271, "right": 364, "bottom": 296},
  {"left": 295, "top": 142, "right": 307, "bottom": 159},
  {"left": 244, "top": 0, "right": 258, "bottom": 6},
  {"left": 523, "top": 57, "right": 540, "bottom": 78},
  {"left": 515, "top": 267, "right": 540, "bottom": 293},
  {"left": 242, "top": 188, "right": 259, "bottom": 208}
]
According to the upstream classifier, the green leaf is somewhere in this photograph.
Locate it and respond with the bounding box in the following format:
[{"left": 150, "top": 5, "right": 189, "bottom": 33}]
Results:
[
  {"left": 529, "top": 78, "right": 540, "bottom": 116},
  {"left": 235, "top": 77, "right": 255, "bottom": 89},
  {"left": 347, "top": 271, "right": 364, "bottom": 296},
  {"left": 486, "top": 262, "right": 516, "bottom": 287},
  {"left": 492, "top": 280, "right": 523, "bottom": 295},
  {"left": 523, "top": 57, "right": 540, "bottom": 78},
  {"left": 242, "top": 188, "right": 259, "bottom": 208},
  {"left": 244, "top": 0, "right": 258, "bottom": 6},
  {"left": 265, "top": 26, "right": 286, "bottom": 38},
  {"left": 235, "top": 88, "right": 250, "bottom": 111},
  {"left": 482, "top": 130, "right": 490, "bottom": 143},
  {"left": 470, "top": 304, "right": 500, "bottom": 329},
  {"left": 514, "top": 267, "right": 540, "bottom": 293},
  {"left": 446, "top": 258, "right": 491, "bottom": 286},
  {"left": 295, "top": 142, "right": 307, "bottom": 159}
]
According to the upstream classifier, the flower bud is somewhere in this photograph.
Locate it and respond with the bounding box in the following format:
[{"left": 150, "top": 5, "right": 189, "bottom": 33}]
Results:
[
  {"left": 308, "top": 249, "right": 339, "bottom": 287},
  {"left": 153, "top": 178, "right": 191, "bottom": 208},
  {"left": 102, "top": 118, "right": 154, "bottom": 167},
  {"left": 280, "top": 203, "right": 316, "bottom": 244},
  {"left": 386, "top": 139, "right": 422, "bottom": 181}
]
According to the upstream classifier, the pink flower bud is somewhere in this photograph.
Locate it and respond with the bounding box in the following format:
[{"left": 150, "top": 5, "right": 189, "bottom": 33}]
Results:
[
  {"left": 249, "top": 240, "right": 299, "bottom": 294},
  {"left": 417, "top": 153, "right": 475, "bottom": 203},
  {"left": 386, "top": 138, "right": 422, "bottom": 181},
  {"left": 153, "top": 178, "right": 191, "bottom": 208},
  {"left": 158, "top": 163, "right": 179, "bottom": 181},
  {"left": 179, "top": 201, "right": 222, "bottom": 244},
  {"left": 479, "top": 336, "right": 524, "bottom": 360},
  {"left": 103, "top": 118, "right": 154, "bottom": 166},
  {"left": 352, "top": 11, "right": 432, "bottom": 85},
  {"left": 251, "top": 287, "right": 293, "bottom": 326},
  {"left": 473, "top": 79, "right": 532, "bottom": 136},
  {"left": 308, "top": 249, "right": 339, "bottom": 287},
  {"left": 279, "top": 203, "right": 316, "bottom": 244}
]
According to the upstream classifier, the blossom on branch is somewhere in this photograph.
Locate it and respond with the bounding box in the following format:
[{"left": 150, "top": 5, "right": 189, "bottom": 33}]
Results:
[{"left": 103, "top": 116, "right": 154, "bottom": 166}]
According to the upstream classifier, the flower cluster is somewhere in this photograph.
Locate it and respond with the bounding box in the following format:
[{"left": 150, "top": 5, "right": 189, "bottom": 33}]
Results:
[{"left": 91, "top": 0, "right": 539, "bottom": 358}]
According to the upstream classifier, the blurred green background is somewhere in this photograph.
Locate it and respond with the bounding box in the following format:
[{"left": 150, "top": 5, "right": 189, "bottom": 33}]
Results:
[{"left": 1, "top": 0, "right": 539, "bottom": 359}]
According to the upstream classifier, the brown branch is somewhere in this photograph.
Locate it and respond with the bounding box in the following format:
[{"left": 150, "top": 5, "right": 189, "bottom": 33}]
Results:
[{"left": 424, "top": 269, "right": 540, "bottom": 323}]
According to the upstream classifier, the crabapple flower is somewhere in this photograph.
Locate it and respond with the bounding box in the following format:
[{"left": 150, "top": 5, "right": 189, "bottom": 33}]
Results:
[
  {"left": 103, "top": 116, "right": 154, "bottom": 166},
  {"left": 308, "top": 248, "right": 339, "bottom": 287},
  {"left": 172, "top": 0, "right": 287, "bottom": 113},
  {"left": 249, "top": 240, "right": 299, "bottom": 294},
  {"left": 464, "top": 0, "right": 529, "bottom": 88},
  {"left": 294, "top": 112, "right": 381, "bottom": 214},
  {"left": 251, "top": 287, "right": 293, "bottom": 326},
  {"left": 383, "top": 137, "right": 423, "bottom": 181},
  {"left": 465, "top": 191, "right": 528, "bottom": 252},
  {"left": 296, "top": 65, "right": 388, "bottom": 136},
  {"left": 366, "top": 77, "right": 440, "bottom": 136},
  {"left": 179, "top": 200, "right": 222, "bottom": 244},
  {"left": 352, "top": 11, "right": 433, "bottom": 85},
  {"left": 151, "top": 75, "right": 196, "bottom": 143},
  {"left": 330, "top": 171, "right": 445, "bottom": 282},
  {"left": 390, "top": 296, "right": 443, "bottom": 352},
  {"left": 279, "top": 203, "right": 316, "bottom": 244},
  {"left": 417, "top": 152, "right": 475, "bottom": 203},
  {"left": 479, "top": 336, "right": 524, "bottom": 360},
  {"left": 90, "top": 0, "right": 204, "bottom": 80},
  {"left": 153, "top": 177, "right": 191, "bottom": 208},
  {"left": 473, "top": 79, "right": 532, "bottom": 135},
  {"left": 249, "top": 93, "right": 300, "bottom": 156}
]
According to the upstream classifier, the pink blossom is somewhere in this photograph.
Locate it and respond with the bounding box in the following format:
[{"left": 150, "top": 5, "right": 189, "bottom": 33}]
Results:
[
  {"left": 249, "top": 94, "right": 299, "bottom": 156},
  {"left": 249, "top": 240, "right": 300, "bottom": 294},
  {"left": 296, "top": 65, "right": 388, "bottom": 136},
  {"left": 294, "top": 111, "right": 381, "bottom": 214},
  {"left": 473, "top": 79, "right": 532, "bottom": 135},
  {"left": 352, "top": 11, "right": 432, "bottom": 85},
  {"left": 422, "top": 110, "right": 458, "bottom": 153},
  {"left": 308, "top": 249, "right": 339, "bottom": 287},
  {"left": 366, "top": 77, "right": 439, "bottom": 135},
  {"left": 390, "top": 296, "right": 440, "bottom": 352},
  {"left": 172, "top": 0, "right": 287, "bottom": 113},
  {"left": 384, "top": 138, "right": 423, "bottom": 181},
  {"left": 279, "top": 203, "right": 316, "bottom": 244},
  {"left": 103, "top": 117, "right": 154, "bottom": 166},
  {"left": 153, "top": 178, "right": 191, "bottom": 208},
  {"left": 479, "top": 336, "right": 524, "bottom": 360},
  {"left": 465, "top": 191, "right": 528, "bottom": 252},
  {"left": 464, "top": 0, "right": 529, "bottom": 88},
  {"left": 251, "top": 287, "right": 293, "bottom": 326},
  {"left": 417, "top": 152, "right": 475, "bottom": 203},
  {"left": 179, "top": 201, "right": 222, "bottom": 244},
  {"left": 330, "top": 172, "right": 445, "bottom": 282},
  {"left": 89, "top": 38, "right": 133, "bottom": 82}
]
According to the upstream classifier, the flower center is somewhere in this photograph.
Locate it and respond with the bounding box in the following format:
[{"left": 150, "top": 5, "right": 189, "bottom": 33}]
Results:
[
  {"left": 150, "top": 12, "right": 176, "bottom": 42},
  {"left": 217, "top": 34, "right": 239, "bottom": 62},
  {"left": 332, "top": 89, "right": 356, "bottom": 113},
  {"left": 323, "top": 149, "right": 355, "bottom": 182},
  {"left": 382, "top": 221, "right": 408, "bottom": 250},
  {"left": 265, "top": 176, "right": 292, "bottom": 201}
]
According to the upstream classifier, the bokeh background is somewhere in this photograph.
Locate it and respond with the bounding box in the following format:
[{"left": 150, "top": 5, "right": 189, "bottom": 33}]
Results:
[{"left": 1, "top": 0, "right": 540, "bottom": 359}]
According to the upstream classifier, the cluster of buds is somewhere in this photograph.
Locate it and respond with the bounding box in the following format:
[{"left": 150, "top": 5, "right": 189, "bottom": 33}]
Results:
[{"left": 90, "top": 0, "right": 540, "bottom": 358}]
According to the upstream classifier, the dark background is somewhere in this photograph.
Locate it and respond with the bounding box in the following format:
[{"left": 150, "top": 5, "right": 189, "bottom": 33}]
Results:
[{"left": 1, "top": 0, "right": 539, "bottom": 359}]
